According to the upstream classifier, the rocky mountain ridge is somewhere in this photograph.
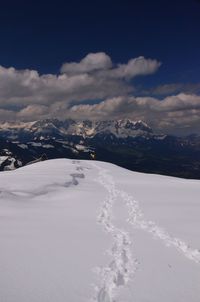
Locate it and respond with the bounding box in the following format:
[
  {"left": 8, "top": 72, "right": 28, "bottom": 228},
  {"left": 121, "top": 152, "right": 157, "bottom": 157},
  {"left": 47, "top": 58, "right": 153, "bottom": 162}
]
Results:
[{"left": 0, "top": 118, "right": 154, "bottom": 140}]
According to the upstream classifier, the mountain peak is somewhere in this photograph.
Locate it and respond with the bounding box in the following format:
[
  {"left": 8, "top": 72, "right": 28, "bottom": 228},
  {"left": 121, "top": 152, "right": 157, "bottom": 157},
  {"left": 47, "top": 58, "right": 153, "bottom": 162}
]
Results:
[{"left": 116, "top": 119, "right": 152, "bottom": 132}]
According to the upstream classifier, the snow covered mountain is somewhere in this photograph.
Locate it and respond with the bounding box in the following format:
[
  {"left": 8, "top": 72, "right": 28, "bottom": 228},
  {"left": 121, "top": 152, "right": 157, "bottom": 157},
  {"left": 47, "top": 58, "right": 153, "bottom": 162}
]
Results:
[
  {"left": 0, "top": 118, "right": 200, "bottom": 179},
  {"left": 0, "top": 159, "right": 199, "bottom": 302},
  {"left": 0, "top": 118, "right": 153, "bottom": 140}
]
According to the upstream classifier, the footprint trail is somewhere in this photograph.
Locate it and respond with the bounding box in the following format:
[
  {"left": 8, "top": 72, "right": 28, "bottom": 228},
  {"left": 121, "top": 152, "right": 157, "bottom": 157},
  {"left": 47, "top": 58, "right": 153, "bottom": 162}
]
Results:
[
  {"left": 91, "top": 161, "right": 200, "bottom": 302},
  {"left": 91, "top": 163, "right": 137, "bottom": 302}
]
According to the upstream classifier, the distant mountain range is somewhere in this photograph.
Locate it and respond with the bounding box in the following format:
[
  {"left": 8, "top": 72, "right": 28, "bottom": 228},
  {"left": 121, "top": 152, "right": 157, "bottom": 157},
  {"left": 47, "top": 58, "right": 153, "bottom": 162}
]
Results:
[{"left": 0, "top": 118, "right": 200, "bottom": 179}]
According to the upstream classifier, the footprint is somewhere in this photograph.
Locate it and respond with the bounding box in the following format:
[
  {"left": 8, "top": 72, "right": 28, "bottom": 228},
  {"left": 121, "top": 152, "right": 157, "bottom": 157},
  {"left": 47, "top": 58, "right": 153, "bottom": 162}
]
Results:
[
  {"left": 70, "top": 173, "right": 85, "bottom": 179},
  {"left": 72, "top": 160, "right": 80, "bottom": 164},
  {"left": 76, "top": 166, "right": 84, "bottom": 171}
]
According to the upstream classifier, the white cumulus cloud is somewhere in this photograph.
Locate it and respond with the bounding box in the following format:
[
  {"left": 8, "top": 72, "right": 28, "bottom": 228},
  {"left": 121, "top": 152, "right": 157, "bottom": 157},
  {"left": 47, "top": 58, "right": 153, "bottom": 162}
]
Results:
[
  {"left": 61, "top": 53, "right": 161, "bottom": 80},
  {"left": 60, "top": 52, "right": 112, "bottom": 74}
]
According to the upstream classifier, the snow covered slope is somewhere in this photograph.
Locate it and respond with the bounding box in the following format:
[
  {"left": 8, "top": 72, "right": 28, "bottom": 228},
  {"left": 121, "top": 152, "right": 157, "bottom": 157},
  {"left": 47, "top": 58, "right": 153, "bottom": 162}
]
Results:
[{"left": 0, "top": 159, "right": 200, "bottom": 302}]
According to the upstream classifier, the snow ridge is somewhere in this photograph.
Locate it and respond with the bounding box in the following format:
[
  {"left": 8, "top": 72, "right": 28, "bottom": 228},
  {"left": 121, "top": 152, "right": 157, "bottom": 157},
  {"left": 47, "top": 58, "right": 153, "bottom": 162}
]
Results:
[{"left": 91, "top": 163, "right": 137, "bottom": 302}]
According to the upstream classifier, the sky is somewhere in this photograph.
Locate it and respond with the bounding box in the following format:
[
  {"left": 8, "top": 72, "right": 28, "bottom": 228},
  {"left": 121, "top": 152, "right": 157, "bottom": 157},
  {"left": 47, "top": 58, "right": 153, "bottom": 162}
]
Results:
[{"left": 0, "top": 0, "right": 200, "bottom": 135}]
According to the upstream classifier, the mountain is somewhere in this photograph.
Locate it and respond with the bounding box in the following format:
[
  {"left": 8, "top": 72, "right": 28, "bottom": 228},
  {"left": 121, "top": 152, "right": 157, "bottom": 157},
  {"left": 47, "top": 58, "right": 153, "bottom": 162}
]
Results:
[
  {"left": 0, "top": 159, "right": 199, "bottom": 302},
  {"left": 0, "top": 118, "right": 153, "bottom": 140},
  {"left": 0, "top": 118, "right": 200, "bottom": 179}
]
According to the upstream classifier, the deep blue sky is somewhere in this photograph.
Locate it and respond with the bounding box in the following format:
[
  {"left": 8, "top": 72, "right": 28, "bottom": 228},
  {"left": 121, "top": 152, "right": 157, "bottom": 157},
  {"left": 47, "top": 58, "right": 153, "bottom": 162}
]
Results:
[{"left": 0, "top": 0, "right": 200, "bottom": 87}]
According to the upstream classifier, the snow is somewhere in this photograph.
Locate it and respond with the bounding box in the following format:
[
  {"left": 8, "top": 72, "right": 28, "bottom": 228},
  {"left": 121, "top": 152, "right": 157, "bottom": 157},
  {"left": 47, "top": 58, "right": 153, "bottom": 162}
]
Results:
[
  {"left": 28, "top": 142, "right": 43, "bottom": 147},
  {"left": 75, "top": 144, "right": 91, "bottom": 152},
  {"left": 18, "top": 144, "right": 28, "bottom": 149},
  {"left": 0, "top": 156, "right": 20, "bottom": 170},
  {"left": 0, "top": 121, "right": 35, "bottom": 130},
  {"left": 0, "top": 156, "right": 8, "bottom": 165},
  {"left": 42, "top": 144, "right": 54, "bottom": 148},
  {"left": 3, "top": 157, "right": 16, "bottom": 170},
  {"left": 0, "top": 159, "right": 199, "bottom": 302},
  {"left": 75, "top": 144, "right": 88, "bottom": 151}
]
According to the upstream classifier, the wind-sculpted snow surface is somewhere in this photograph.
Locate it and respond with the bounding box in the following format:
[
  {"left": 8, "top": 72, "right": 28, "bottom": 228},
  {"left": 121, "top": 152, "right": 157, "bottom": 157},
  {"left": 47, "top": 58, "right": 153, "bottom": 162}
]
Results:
[{"left": 0, "top": 159, "right": 200, "bottom": 302}]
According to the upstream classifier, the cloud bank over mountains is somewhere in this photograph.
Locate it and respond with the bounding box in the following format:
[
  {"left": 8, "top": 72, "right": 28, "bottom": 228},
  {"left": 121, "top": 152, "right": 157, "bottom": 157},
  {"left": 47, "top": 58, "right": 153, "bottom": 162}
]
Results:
[
  {"left": 70, "top": 94, "right": 200, "bottom": 135},
  {"left": 0, "top": 52, "right": 199, "bottom": 135}
]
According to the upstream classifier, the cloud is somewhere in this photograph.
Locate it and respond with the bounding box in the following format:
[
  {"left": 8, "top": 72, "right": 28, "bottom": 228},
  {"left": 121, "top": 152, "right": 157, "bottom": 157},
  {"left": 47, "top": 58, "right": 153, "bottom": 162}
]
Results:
[
  {"left": 141, "top": 82, "right": 200, "bottom": 96},
  {"left": 69, "top": 93, "right": 200, "bottom": 135},
  {"left": 108, "top": 56, "right": 161, "bottom": 79},
  {"left": 18, "top": 104, "right": 49, "bottom": 119},
  {"left": 61, "top": 53, "right": 161, "bottom": 80},
  {"left": 0, "top": 52, "right": 160, "bottom": 118},
  {"left": 0, "top": 66, "right": 96, "bottom": 107},
  {"left": 0, "top": 52, "right": 160, "bottom": 110},
  {"left": 0, "top": 108, "right": 16, "bottom": 121},
  {"left": 60, "top": 52, "right": 112, "bottom": 74}
]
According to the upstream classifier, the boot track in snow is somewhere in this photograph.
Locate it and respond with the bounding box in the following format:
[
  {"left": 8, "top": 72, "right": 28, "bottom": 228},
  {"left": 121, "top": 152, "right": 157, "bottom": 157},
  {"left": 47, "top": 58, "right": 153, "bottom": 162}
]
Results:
[
  {"left": 91, "top": 162, "right": 200, "bottom": 302},
  {"left": 91, "top": 163, "right": 137, "bottom": 302}
]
